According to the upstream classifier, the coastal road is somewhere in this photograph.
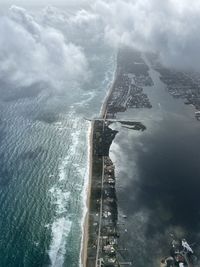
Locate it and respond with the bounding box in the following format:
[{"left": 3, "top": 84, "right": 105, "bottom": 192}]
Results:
[
  {"left": 95, "top": 157, "right": 104, "bottom": 267},
  {"left": 95, "top": 119, "right": 106, "bottom": 267},
  {"left": 95, "top": 155, "right": 104, "bottom": 267}
]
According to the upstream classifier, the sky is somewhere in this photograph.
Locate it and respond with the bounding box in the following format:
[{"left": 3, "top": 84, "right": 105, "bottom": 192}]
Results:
[{"left": 0, "top": 0, "right": 200, "bottom": 92}]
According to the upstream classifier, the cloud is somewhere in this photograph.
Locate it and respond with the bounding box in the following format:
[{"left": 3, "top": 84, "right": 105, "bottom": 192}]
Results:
[
  {"left": 38, "top": 6, "right": 103, "bottom": 51},
  {"left": 0, "top": 0, "right": 92, "bottom": 9},
  {"left": 91, "top": 0, "right": 200, "bottom": 71},
  {"left": 1, "top": 0, "right": 200, "bottom": 90},
  {"left": 0, "top": 5, "right": 89, "bottom": 91}
]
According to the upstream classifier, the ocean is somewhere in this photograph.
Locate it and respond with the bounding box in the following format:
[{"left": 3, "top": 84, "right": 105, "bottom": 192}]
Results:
[{"left": 0, "top": 44, "right": 115, "bottom": 266}]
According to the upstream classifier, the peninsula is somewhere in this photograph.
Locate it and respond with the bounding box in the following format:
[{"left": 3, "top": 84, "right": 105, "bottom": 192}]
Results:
[{"left": 82, "top": 47, "right": 152, "bottom": 267}]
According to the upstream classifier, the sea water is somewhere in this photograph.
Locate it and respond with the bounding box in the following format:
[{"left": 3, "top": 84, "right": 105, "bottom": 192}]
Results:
[{"left": 0, "top": 46, "right": 115, "bottom": 267}]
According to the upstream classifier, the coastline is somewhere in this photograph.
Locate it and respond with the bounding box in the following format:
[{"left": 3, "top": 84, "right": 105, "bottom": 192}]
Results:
[
  {"left": 81, "top": 56, "right": 117, "bottom": 267},
  {"left": 80, "top": 121, "right": 94, "bottom": 267},
  {"left": 80, "top": 48, "right": 148, "bottom": 266},
  {"left": 80, "top": 82, "right": 114, "bottom": 266},
  {"left": 100, "top": 55, "right": 117, "bottom": 118},
  {"left": 79, "top": 48, "right": 200, "bottom": 266}
]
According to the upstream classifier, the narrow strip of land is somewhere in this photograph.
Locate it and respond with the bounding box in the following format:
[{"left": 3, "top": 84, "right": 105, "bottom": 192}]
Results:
[{"left": 83, "top": 48, "right": 152, "bottom": 267}]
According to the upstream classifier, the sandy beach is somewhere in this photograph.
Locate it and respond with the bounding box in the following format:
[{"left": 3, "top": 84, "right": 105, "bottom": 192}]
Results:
[
  {"left": 81, "top": 121, "right": 94, "bottom": 267},
  {"left": 81, "top": 88, "right": 112, "bottom": 266},
  {"left": 81, "top": 90, "right": 113, "bottom": 266},
  {"left": 81, "top": 58, "right": 117, "bottom": 267}
]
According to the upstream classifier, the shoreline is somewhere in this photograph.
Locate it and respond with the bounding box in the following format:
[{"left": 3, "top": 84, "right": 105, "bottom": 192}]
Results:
[
  {"left": 81, "top": 56, "right": 117, "bottom": 267},
  {"left": 80, "top": 121, "right": 94, "bottom": 267},
  {"left": 100, "top": 60, "right": 118, "bottom": 119},
  {"left": 80, "top": 47, "right": 150, "bottom": 266},
  {"left": 80, "top": 82, "right": 114, "bottom": 266}
]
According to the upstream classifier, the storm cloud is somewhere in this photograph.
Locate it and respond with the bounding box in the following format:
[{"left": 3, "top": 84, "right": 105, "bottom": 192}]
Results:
[
  {"left": 0, "top": 5, "right": 89, "bottom": 91},
  {"left": 1, "top": 0, "right": 200, "bottom": 90},
  {"left": 39, "top": 0, "right": 200, "bottom": 71},
  {"left": 91, "top": 0, "right": 200, "bottom": 71}
]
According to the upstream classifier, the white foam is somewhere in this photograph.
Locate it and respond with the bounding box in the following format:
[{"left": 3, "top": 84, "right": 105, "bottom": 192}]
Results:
[
  {"left": 48, "top": 162, "right": 72, "bottom": 267},
  {"left": 49, "top": 114, "right": 88, "bottom": 267},
  {"left": 48, "top": 186, "right": 71, "bottom": 266},
  {"left": 49, "top": 217, "right": 72, "bottom": 267},
  {"left": 74, "top": 91, "right": 96, "bottom": 107},
  {"left": 58, "top": 127, "right": 80, "bottom": 182}
]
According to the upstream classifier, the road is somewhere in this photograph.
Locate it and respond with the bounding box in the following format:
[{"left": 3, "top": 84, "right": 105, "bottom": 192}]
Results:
[{"left": 95, "top": 155, "right": 104, "bottom": 267}]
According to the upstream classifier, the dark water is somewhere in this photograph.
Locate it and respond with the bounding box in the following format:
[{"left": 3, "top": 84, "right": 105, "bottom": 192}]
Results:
[
  {"left": 0, "top": 48, "right": 115, "bottom": 267},
  {"left": 110, "top": 62, "right": 200, "bottom": 266}
]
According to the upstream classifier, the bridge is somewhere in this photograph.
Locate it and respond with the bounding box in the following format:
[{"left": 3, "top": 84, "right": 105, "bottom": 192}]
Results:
[{"left": 84, "top": 117, "right": 146, "bottom": 123}]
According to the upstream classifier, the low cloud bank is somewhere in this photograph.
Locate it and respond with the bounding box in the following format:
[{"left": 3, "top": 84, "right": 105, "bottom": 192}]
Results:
[
  {"left": 1, "top": 0, "right": 200, "bottom": 93},
  {"left": 0, "top": 5, "right": 89, "bottom": 91},
  {"left": 92, "top": 0, "right": 200, "bottom": 71}
]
